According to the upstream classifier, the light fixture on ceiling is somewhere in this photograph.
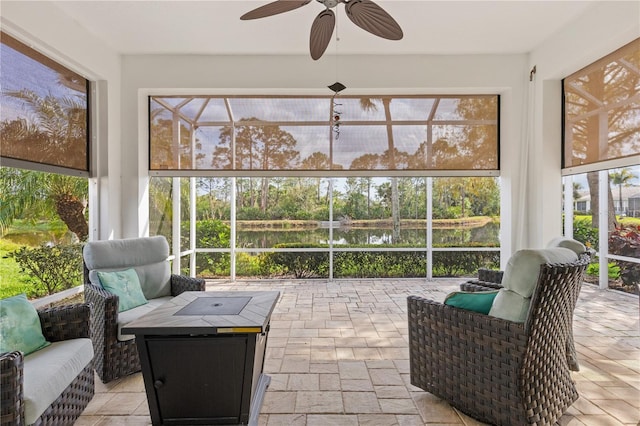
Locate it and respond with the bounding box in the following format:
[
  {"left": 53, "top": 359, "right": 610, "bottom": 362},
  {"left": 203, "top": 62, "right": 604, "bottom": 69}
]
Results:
[{"left": 240, "top": 0, "right": 403, "bottom": 61}]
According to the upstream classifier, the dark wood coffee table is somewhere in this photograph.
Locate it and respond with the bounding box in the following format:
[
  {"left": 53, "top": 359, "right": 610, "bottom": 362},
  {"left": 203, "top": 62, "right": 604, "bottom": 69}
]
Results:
[{"left": 122, "top": 291, "right": 280, "bottom": 425}]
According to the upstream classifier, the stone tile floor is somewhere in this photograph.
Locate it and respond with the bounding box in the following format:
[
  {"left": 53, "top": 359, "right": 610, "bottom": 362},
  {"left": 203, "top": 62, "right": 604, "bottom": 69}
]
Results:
[{"left": 76, "top": 279, "right": 640, "bottom": 425}]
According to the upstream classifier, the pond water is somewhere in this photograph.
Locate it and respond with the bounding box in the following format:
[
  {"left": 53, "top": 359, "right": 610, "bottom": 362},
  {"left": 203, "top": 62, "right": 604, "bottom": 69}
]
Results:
[
  {"left": 236, "top": 222, "right": 500, "bottom": 248},
  {"left": 3, "top": 222, "right": 500, "bottom": 249},
  {"left": 2, "top": 230, "right": 75, "bottom": 247}
]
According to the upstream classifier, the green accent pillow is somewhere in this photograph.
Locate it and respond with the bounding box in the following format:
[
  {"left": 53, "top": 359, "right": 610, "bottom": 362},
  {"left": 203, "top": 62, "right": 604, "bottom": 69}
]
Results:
[
  {"left": 444, "top": 290, "right": 499, "bottom": 314},
  {"left": 0, "top": 294, "right": 50, "bottom": 355},
  {"left": 98, "top": 269, "right": 149, "bottom": 312}
]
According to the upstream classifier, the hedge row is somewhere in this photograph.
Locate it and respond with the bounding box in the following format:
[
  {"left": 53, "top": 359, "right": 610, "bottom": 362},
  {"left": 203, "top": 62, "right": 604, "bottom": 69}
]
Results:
[{"left": 258, "top": 243, "right": 499, "bottom": 279}]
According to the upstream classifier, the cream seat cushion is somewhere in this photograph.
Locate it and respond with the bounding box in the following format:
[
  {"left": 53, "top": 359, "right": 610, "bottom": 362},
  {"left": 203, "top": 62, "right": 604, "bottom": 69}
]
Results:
[
  {"left": 23, "top": 338, "right": 94, "bottom": 425},
  {"left": 116, "top": 296, "right": 172, "bottom": 341}
]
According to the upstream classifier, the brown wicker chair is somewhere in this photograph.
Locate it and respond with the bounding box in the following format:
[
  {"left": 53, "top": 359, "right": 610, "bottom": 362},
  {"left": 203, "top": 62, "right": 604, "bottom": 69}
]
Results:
[
  {"left": 83, "top": 236, "right": 205, "bottom": 383},
  {"left": 0, "top": 304, "right": 94, "bottom": 426},
  {"left": 408, "top": 256, "right": 588, "bottom": 426},
  {"left": 459, "top": 251, "right": 591, "bottom": 372}
]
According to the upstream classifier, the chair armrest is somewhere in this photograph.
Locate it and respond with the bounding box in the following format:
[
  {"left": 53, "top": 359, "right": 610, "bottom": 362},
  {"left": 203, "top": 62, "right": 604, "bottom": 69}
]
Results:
[
  {"left": 84, "top": 283, "right": 119, "bottom": 342},
  {"left": 460, "top": 280, "right": 503, "bottom": 292},
  {"left": 170, "top": 274, "right": 206, "bottom": 296},
  {"left": 477, "top": 268, "right": 504, "bottom": 283},
  {"left": 39, "top": 303, "right": 91, "bottom": 342},
  {"left": 0, "top": 351, "right": 25, "bottom": 424}
]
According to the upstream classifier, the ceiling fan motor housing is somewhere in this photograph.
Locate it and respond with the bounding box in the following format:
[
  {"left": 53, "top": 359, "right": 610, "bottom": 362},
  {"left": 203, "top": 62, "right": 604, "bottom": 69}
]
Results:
[{"left": 317, "top": 0, "right": 341, "bottom": 9}]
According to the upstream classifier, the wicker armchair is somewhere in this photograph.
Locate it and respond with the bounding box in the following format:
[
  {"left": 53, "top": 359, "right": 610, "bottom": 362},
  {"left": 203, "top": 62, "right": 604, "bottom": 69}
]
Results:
[
  {"left": 460, "top": 250, "right": 591, "bottom": 372},
  {"left": 1, "top": 304, "right": 94, "bottom": 426},
  {"left": 83, "top": 236, "right": 205, "bottom": 383},
  {"left": 408, "top": 256, "right": 588, "bottom": 426}
]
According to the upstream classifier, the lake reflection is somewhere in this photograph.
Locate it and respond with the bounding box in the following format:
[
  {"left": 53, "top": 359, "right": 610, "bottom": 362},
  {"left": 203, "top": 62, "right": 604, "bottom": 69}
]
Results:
[
  {"left": 237, "top": 222, "right": 499, "bottom": 248},
  {"left": 2, "top": 230, "right": 75, "bottom": 246}
]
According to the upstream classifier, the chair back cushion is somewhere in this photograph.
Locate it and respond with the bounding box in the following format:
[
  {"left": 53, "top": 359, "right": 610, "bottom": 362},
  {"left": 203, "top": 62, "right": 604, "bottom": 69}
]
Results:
[
  {"left": 546, "top": 236, "right": 586, "bottom": 256},
  {"left": 83, "top": 236, "right": 171, "bottom": 299},
  {"left": 489, "top": 247, "right": 578, "bottom": 322}
]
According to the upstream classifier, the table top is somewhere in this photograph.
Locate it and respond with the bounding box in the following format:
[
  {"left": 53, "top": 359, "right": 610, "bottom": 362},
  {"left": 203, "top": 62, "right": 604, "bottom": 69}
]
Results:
[{"left": 121, "top": 291, "right": 280, "bottom": 336}]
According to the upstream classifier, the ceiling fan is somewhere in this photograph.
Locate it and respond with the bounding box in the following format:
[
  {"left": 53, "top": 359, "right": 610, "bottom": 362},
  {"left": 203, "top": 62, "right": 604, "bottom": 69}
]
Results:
[{"left": 240, "top": 0, "right": 403, "bottom": 60}]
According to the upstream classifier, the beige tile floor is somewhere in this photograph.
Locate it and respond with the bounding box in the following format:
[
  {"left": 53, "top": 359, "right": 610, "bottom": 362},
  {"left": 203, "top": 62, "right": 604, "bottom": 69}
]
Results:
[{"left": 76, "top": 279, "right": 640, "bottom": 426}]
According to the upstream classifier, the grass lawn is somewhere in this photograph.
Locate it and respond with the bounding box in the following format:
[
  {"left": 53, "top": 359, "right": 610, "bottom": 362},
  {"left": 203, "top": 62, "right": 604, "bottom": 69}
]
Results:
[
  {"left": 575, "top": 214, "right": 640, "bottom": 227},
  {"left": 0, "top": 239, "right": 35, "bottom": 299}
]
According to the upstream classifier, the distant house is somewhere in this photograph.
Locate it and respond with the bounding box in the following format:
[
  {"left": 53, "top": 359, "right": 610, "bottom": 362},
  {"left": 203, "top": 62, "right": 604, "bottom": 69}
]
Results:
[
  {"left": 629, "top": 191, "right": 640, "bottom": 217},
  {"left": 574, "top": 185, "right": 640, "bottom": 217}
]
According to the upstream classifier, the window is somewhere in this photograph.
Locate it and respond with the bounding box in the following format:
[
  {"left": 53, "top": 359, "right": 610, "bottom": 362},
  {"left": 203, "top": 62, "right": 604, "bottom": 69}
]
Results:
[
  {"left": 563, "top": 38, "right": 640, "bottom": 169},
  {"left": 150, "top": 175, "right": 500, "bottom": 280},
  {"left": 150, "top": 93, "right": 501, "bottom": 279},
  {"left": 149, "top": 95, "right": 499, "bottom": 173},
  {"left": 0, "top": 32, "right": 90, "bottom": 174}
]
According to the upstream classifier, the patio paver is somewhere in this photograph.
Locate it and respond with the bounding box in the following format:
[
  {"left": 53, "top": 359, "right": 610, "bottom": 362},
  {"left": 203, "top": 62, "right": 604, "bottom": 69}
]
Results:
[{"left": 77, "top": 279, "right": 640, "bottom": 425}]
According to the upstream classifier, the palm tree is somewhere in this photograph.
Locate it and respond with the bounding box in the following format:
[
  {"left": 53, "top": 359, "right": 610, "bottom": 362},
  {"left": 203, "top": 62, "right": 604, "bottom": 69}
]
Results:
[
  {"left": 359, "top": 98, "right": 401, "bottom": 243},
  {"left": 1, "top": 87, "right": 89, "bottom": 240},
  {"left": 0, "top": 167, "right": 88, "bottom": 241},
  {"left": 610, "top": 168, "right": 637, "bottom": 214},
  {"left": 1, "top": 89, "right": 87, "bottom": 170}
]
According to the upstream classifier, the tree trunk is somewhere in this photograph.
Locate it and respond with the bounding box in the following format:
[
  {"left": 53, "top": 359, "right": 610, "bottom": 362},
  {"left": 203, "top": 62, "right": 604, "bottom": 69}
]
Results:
[
  {"left": 260, "top": 177, "right": 268, "bottom": 213},
  {"left": 382, "top": 98, "right": 400, "bottom": 243},
  {"left": 391, "top": 178, "right": 400, "bottom": 243},
  {"left": 587, "top": 172, "right": 618, "bottom": 231},
  {"left": 55, "top": 194, "right": 88, "bottom": 241}
]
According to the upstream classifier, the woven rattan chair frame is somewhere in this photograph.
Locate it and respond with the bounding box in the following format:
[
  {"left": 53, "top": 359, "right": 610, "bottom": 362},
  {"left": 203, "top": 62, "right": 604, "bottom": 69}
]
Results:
[
  {"left": 408, "top": 258, "right": 588, "bottom": 426},
  {"left": 459, "top": 253, "right": 590, "bottom": 372},
  {"left": 0, "top": 304, "right": 94, "bottom": 426},
  {"left": 83, "top": 263, "right": 205, "bottom": 383}
]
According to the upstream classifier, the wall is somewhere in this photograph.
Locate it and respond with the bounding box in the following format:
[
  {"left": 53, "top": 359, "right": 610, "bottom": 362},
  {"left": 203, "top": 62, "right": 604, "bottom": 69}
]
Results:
[
  {"left": 1, "top": 1, "right": 122, "bottom": 240},
  {"left": 528, "top": 1, "right": 640, "bottom": 248}
]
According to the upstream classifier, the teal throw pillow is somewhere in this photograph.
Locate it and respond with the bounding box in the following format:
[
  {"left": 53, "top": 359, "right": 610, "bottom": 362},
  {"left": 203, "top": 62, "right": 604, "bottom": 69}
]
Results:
[
  {"left": 444, "top": 290, "right": 499, "bottom": 314},
  {"left": 98, "top": 269, "right": 148, "bottom": 312},
  {"left": 0, "top": 293, "right": 50, "bottom": 355}
]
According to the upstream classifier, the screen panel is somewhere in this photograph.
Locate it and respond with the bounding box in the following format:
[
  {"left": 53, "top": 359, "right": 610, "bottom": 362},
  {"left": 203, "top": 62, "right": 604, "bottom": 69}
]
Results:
[
  {"left": 1, "top": 32, "right": 89, "bottom": 173},
  {"left": 563, "top": 38, "right": 640, "bottom": 169},
  {"left": 150, "top": 95, "right": 499, "bottom": 173}
]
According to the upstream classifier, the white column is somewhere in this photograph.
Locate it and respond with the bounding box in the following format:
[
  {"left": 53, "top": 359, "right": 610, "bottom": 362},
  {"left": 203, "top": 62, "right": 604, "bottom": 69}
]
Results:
[
  {"left": 598, "top": 170, "right": 609, "bottom": 290},
  {"left": 172, "top": 177, "right": 181, "bottom": 275}
]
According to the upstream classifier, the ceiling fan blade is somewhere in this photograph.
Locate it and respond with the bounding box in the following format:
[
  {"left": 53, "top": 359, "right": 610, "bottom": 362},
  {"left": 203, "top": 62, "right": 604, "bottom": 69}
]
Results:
[
  {"left": 310, "top": 9, "right": 336, "bottom": 60},
  {"left": 241, "top": 0, "right": 311, "bottom": 20},
  {"left": 344, "top": 0, "right": 403, "bottom": 40}
]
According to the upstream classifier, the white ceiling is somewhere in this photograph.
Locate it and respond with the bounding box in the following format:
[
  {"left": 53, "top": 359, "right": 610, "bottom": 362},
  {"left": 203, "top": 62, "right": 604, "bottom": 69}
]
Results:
[{"left": 48, "top": 0, "right": 601, "bottom": 57}]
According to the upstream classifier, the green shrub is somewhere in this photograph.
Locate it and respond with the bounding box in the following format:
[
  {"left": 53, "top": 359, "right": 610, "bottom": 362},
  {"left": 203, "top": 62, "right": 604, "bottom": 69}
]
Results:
[
  {"left": 432, "top": 250, "right": 500, "bottom": 276},
  {"left": 333, "top": 251, "right": 428, "bottom": 278},
  {"left": 263, "top": 244, "right": 329, "bottom": 278},
  {"left": 184, "top": 220, "right": 231, "bottom": 276},
  {"left": 573, "top": 217, "right": 599, "bottom": 248},
  {"left": 235, "top": 252, "right": 263, "bottom": 277},
  {"left": 5, "top": 243, "right": 83, "bottom": 297},
  {"left": 261, "top": 243, "right": 498, "bottom": 279},
  {"left": 586, "top": 261, "right": 620, "bottom": 279}
]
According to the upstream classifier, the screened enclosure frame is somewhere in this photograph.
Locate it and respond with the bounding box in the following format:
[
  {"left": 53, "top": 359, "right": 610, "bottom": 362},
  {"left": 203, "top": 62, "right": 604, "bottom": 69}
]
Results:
[
  {"left": 148, "top": 93, "right": 502, "bottom": 280},
  {"left": 149, "top": 94, "right": 500, "bottom": 176},
  {"left": 160, "top": 175, "right": 501, "bottom": 281}
]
